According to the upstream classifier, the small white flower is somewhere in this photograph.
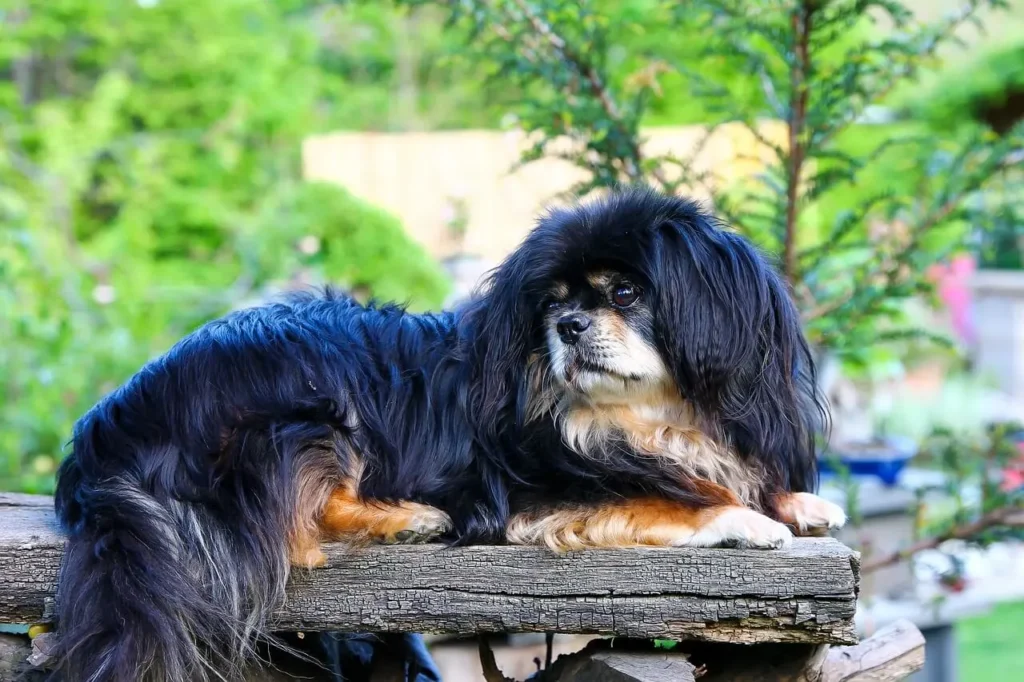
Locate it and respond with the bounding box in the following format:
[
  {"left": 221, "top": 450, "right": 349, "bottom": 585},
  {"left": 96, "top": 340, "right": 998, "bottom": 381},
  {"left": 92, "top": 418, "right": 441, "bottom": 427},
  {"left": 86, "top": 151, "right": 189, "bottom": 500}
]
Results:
[
  {"left": 92, "top": 284, "right": 116, "bottom": 305},
  {"left": 298, "top": 235, "right": 321, "bottom": 255}
]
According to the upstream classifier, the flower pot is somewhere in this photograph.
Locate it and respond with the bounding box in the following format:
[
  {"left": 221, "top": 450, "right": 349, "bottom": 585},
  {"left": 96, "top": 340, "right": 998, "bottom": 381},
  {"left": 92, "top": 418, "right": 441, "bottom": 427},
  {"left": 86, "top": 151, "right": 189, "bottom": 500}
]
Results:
[{"left": 818, "top": 435, "right": 918, "bottom": 487}]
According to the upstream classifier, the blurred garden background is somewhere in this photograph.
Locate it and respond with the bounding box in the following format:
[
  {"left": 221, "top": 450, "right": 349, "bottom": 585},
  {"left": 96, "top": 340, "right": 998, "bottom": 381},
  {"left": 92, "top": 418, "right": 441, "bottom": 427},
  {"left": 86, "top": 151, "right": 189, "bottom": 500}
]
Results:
[{"left": 1, "top": 1, "right": 1022, "bottom": 680}]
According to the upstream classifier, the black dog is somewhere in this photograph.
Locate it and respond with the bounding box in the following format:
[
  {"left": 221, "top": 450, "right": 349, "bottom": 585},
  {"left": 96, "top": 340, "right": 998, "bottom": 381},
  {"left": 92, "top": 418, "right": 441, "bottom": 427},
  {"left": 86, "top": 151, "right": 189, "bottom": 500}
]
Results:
[{"left": 52, "top": 187, "right": 844, "bottom": 681}]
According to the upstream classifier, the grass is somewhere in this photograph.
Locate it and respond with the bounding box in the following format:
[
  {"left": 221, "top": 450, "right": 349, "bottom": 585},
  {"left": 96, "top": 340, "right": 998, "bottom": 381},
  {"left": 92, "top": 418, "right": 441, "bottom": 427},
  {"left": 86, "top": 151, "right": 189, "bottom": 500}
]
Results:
[{"left": 958, "top": 600, "right": 1024, "bottom": 681}]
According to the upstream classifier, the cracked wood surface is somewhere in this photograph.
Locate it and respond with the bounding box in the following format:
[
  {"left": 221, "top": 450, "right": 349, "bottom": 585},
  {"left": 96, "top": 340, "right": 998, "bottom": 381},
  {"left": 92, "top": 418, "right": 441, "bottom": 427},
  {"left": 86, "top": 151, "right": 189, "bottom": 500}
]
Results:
[{"left": 0, "top": 493, "right": 859, "bottom": 645}]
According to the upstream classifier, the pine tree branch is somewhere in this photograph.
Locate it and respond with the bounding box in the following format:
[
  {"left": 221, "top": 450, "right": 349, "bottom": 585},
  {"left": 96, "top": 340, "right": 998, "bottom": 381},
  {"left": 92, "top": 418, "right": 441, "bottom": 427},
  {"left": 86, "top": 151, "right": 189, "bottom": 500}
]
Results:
[
  {"left": 507, "top": 0, "right": 669, "bottom": 188},
  {"left": 801, "top": 144, "right": 1020, "bottom": 325},
  {"left": 739, "top": 120, "right": 787, "bottom": 165},
  {"left": 862, "top": 504, "right": 1024, "bottom": 573},
  {"left": 814, "top": 1, "right": 989, "bottom": 149}
]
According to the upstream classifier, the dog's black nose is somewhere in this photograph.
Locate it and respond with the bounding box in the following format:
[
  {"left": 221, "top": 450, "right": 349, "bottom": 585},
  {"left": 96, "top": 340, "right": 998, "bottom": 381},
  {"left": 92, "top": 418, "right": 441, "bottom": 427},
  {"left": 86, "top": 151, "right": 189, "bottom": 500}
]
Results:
[{"left": 556, "top": 313, "right": 591, "bottom": 344}]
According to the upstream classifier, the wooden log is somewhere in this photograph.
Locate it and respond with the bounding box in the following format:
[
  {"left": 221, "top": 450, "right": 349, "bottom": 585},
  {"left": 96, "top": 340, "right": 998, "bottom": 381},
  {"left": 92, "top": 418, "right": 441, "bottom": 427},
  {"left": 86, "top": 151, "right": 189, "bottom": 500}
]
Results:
[
  {"left": 821, "top": 619, "right": 925, "bottom": 682},
  {"left": 0, "top": 493, "right": 859, "bottom": 645}
]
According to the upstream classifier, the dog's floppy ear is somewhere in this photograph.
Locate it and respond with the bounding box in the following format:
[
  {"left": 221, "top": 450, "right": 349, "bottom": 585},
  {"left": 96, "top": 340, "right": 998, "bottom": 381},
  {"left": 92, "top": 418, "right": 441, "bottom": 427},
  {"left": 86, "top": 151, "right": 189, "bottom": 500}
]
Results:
[
  {"left": 458, "top": 246, "right": 539, "bottom": 454},
  {"left": 650, "top": 217, "right": 823, "bottom": 494}
]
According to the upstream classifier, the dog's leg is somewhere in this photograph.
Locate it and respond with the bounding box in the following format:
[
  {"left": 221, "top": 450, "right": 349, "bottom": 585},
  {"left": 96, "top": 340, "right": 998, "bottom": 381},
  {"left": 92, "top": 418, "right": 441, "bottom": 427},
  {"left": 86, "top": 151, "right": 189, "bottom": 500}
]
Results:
[
  {"left": 289, "top": 529, "right": 330, "bottom": 569},
  {"left": 507, "top": 482, "right": 792, "bottom": 552},
  {"left": 773, "top": 491, "right": 847, "bottom": 536},
  {"left": 319, "top": 484, "right": 453, "bottom": 546},
  {"left": 288, "top": 443, "right": 346, "bottom": 569}
]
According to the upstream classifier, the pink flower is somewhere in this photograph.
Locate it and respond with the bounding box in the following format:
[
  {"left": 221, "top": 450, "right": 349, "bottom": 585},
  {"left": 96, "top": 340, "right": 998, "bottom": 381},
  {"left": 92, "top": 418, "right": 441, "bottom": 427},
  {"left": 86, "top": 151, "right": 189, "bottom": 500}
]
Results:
[{"left": 927, "top": 255, "right": 977, "bottom": 345}]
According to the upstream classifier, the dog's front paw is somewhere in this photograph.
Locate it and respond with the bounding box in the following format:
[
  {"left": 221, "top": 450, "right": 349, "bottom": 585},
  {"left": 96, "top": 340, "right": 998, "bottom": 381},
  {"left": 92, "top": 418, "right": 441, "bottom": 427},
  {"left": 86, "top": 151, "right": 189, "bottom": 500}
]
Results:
[
  {"left": 687, "top": 507, "right": 793, "bottom": 550},
  {"left": 384, "top": 505, "right": 453, "bottom": 544},
  {"left": 783, "top": 492, "right": 847, "bottom": 536}
]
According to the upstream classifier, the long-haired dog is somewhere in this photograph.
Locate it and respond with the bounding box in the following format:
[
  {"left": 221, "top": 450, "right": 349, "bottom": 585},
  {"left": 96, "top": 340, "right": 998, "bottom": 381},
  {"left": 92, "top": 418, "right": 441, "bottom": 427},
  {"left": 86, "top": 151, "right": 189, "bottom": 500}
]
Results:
[{"left": 52, "top": 187, "right": 845, "bottom": 681}]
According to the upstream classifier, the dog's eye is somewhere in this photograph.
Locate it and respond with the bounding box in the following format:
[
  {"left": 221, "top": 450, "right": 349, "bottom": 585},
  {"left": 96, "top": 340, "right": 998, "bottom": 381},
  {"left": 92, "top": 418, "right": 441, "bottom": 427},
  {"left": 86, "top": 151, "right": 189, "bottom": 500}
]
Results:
[
  {"left": 610, "top": 283, "right": 640, "bottom": 308},
  {"left": 543, "top": 298, "right": 563, "bottom": 312}
]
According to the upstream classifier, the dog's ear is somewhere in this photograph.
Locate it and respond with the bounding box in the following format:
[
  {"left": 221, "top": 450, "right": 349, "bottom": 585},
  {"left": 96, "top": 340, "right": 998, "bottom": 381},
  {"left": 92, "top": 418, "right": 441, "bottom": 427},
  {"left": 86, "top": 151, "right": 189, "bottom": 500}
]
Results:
[
  {"left": 650, "top": 219, "right": 823, "bottom": 494},
  {"left": 458, "top": 247, "right": 540, "bottom": 455}
]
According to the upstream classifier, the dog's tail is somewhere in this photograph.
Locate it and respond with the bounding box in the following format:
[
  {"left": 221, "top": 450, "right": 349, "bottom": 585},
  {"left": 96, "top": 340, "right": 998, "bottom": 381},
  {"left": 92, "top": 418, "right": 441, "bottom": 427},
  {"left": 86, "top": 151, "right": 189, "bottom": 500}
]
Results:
[{"left": 50, "top": 374, "right": 339, "bottom": 682}]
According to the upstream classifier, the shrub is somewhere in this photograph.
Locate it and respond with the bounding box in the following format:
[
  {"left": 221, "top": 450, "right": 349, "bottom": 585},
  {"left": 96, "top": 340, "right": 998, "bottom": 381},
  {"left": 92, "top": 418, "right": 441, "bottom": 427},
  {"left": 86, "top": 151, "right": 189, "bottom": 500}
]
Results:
[
  {"left": 243, "top": 181, "right": 451, "bottom": 308},
  {"left": 904, "top": 42, "right": 1024, "bottom": 134}
]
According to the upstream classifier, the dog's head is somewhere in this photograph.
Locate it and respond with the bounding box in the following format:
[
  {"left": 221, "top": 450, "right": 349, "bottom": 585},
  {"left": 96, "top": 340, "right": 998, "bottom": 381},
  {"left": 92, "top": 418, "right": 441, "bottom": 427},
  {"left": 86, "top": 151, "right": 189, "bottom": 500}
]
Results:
[{"left": 462, "top": 187, "right": 823, "bottom": 493}]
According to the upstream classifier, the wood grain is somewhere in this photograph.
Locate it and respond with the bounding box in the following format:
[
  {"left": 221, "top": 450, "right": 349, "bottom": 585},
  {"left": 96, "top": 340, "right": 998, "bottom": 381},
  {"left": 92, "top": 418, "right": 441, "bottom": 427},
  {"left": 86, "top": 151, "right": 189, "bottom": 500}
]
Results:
[
  {"left": 822, "top": 619, "right": 925, "bottom": 682},
  {"left": 0, "top": 494, "right": 859, "bottom": 645}
]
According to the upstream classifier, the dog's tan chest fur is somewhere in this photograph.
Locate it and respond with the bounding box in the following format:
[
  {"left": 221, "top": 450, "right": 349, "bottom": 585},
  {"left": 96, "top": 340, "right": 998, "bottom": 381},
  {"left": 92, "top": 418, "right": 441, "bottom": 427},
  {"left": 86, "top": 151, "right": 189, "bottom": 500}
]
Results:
[{"left": 561, "top": 388, "right": 760, "bottom": 506}]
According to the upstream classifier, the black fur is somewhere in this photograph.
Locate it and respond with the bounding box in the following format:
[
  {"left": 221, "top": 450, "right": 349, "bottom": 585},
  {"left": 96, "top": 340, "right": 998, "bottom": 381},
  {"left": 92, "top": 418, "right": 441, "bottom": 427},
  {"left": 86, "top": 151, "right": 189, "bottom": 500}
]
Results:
[{"left": 52, "top": 186, "right": 824, "bottom": 681}]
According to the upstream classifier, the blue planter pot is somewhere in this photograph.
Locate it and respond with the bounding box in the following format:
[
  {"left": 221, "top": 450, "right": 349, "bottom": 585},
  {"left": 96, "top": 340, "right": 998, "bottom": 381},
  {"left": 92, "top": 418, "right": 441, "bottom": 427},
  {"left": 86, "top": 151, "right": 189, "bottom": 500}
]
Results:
[{"left": 818, "top": 435, "right": 918, "bottom": 487}]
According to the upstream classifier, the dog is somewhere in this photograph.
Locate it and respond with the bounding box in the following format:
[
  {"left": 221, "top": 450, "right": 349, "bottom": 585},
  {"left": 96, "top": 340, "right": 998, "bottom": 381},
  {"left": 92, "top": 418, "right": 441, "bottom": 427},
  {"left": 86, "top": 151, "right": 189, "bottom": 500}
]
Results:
[{"left": 51, "top": 187, "right": 845, "bottom": 681}]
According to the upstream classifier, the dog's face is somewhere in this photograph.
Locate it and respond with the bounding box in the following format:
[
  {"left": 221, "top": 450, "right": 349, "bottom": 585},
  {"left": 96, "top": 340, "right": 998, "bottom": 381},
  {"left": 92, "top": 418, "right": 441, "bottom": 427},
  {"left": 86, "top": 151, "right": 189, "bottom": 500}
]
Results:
[{"left": 541, "top": 270, "right": 670, "bottom": 401}]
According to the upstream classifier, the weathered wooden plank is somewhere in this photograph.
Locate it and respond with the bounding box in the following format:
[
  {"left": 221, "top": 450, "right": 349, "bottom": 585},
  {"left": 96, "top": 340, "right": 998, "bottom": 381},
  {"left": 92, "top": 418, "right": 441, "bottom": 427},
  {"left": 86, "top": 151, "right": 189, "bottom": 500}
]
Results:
[
  {"left": 0, "top": 495, "right": 62, "bottom": 628},
  {"left": 0, "top": 494, "right": 859, "bottom": 645}
]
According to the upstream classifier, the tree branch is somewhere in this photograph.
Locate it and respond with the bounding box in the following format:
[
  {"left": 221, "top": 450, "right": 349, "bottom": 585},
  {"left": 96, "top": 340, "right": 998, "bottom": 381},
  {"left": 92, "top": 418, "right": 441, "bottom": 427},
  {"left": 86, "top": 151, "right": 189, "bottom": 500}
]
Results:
[
  {"left": 507, "top": 0, "right": 669, "bottom": 188},
  {"left": 783, "top": 1, "right": 815, "bottom": 285},
  {"left": 862, "top": 504, "right": 1024, "bottom": 574},
  {"left": 478, "top": 637, "right": 516, "bottom": 682}
]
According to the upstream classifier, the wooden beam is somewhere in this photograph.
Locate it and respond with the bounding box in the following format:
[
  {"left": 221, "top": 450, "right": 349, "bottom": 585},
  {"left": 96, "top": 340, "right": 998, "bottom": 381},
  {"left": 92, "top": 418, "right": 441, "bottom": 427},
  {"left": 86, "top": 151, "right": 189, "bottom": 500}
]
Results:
[
  {"left": 532, "top": 620, "right": 924, "bottom": 682},
  {"left": 0, "top": 493, "right": 859, "bottom": 645}
]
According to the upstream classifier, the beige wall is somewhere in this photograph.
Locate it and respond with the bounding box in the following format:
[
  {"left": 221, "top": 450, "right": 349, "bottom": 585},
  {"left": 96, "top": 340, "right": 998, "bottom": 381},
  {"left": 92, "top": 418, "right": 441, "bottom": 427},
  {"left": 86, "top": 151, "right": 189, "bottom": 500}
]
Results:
[{"left": 302, "top": 123, "right": 786, "bottom": 263}]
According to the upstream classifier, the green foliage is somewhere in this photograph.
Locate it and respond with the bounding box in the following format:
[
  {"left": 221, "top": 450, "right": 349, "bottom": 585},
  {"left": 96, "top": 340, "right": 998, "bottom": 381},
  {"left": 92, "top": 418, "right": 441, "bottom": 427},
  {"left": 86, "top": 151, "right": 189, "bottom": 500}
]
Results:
[
  {"left": 306, "top": 1, "right": 516, "bottom": 130},
  {"left": 245, "top": 182, "right": 450, "bottom": 307},
  {"left": 914, "top": 423, "right": 1023, "bottom": 542},
  {"left": 898, "top": 40, "right": 1024, "bottom": 270},
  {"left": 0, "top": 0, "right": 448, "bottom": 492},
  {"left": 903, "top": 41, "right": 1024, "bottom": 134}
]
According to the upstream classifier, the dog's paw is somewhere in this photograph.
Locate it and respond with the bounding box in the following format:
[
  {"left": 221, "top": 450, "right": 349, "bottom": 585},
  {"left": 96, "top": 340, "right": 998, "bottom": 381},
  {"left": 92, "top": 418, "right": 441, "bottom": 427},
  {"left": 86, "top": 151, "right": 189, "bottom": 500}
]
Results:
[
  {"left": 383, "top": 505, "right": 453, "bottom": 544},
  {"left": 687, "top": 507, "right": 793, "bottom": 550},
  {"left": 290, "top": 546, "right": 327, "bottom": 569},
  {"left": 784, "top": 492, "right": 847, "bottom": 536}
]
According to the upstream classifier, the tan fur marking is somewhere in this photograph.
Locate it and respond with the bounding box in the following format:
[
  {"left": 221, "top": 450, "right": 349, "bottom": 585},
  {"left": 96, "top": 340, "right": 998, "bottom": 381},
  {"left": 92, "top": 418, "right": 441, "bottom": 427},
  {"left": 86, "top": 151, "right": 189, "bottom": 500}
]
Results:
[
  {"left": 508, "top": 481, "right": 791, "bottom": 553},
  {"left": 604, "top": 309, "right": 629, "bottom": 344},
  {"left": 506, "top": 498, "right": 717, "bottom": 552},
  {"left": 287, "top": 448, "right": 451, "bottom": 567},
  {"left": 549, "top": 281, "right": 570, "bottom": 300},
  {"left": 319, "top": 483, "right": 452, "bottom": 544},
  {"left": 586, "top": 271, "right": 615, "bottom": 290},
  {"left": 288, "top": 443, "right": 344, "bottom": 569},
  {"left": 561, "top": 387, "right": 762, "bottom": 506}
]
